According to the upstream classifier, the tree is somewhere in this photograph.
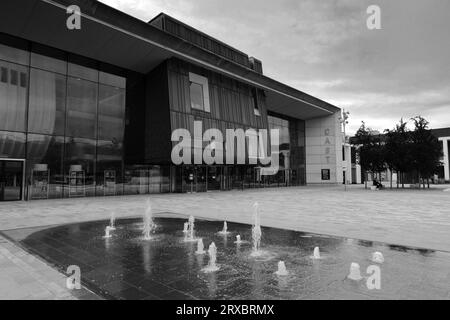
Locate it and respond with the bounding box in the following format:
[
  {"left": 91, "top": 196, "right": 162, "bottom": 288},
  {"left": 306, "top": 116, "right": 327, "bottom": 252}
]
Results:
[
  {"left": 354, "top": 121, "right": 386, "bottom": 188},
  {"left": 384, "top": 119, "right": 413, "bottom": 188},
  {"left": 409, "top": 116, "right": 442, "bottom": 188}
]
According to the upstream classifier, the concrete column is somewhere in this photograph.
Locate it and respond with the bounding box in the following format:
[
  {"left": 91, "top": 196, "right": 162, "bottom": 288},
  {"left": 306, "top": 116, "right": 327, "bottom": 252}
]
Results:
[
  {"left": 356, "top": 164, "right": 362, "bottom": 184},
  {"left": 440, "top": 138, "right": 450, "bottom": 181},
  {"left": 305, "top": 112, "right": 343, "bottom": 184},
  {"left": 344, "top": 144, "right": 352, "bottom": 184}
]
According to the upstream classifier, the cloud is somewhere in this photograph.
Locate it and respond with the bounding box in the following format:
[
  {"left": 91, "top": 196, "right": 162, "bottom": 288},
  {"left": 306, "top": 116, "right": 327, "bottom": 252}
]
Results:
[{"left": 100, "top": 0, "right": 450, "bottom": 134}]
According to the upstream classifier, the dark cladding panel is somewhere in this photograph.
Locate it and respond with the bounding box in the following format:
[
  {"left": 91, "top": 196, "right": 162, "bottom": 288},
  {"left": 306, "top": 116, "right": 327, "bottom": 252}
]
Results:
[
  {"left": 166, "top": 58, "right": 268, "bottom": 131},
  {"left": 123, "top": 72, "right": 146, "bottom": 164},
  {"left": 151, "top": 14, "right": 251, "bottom": 69},
  {"left": 144, "top": 62, "right": 172, "bottom": 163}
]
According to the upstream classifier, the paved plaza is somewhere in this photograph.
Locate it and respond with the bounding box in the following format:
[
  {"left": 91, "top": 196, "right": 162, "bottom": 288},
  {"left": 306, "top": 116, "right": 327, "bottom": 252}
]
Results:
[{"left": 0, "top": 185, "right": 449, "bottom": 299}]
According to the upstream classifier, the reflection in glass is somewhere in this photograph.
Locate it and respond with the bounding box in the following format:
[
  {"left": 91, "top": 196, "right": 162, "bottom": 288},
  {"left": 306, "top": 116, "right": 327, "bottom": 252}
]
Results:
[
  {"left": 0, "top": 131, "right": 26, "bottom": 158},
  {"left": 28, "top": 69, "right": 66, "bottom": 135},
  {"left": 99, "top": 71, "right": 126, "bottom": 88},
  {"left": 67, "top": 77, "right": 98, "bottom": 139},
  {"left": 98, "top": 84, "right": 125, "bottom": 141},
  {"left": 0, "top": 44, "right": 29, "bottom": 65},
  {"left": 26, "top": 134, "right": 64, "bottom": 199},
  {"left": 31, "top": 52, "right": 67, "bottom": 74},
  {"left": 190, "top": 82, "right": 204, "bottom": 110},
  {"left": 96, "top": 139, "right": 123, "bottom": 196},
  {"left": 68, "top": 62, "right": 98, "bottom": 82},
  {"left": 64, "top": 137, "right": 96, "bottom": 197},
  {"left": 0, "top": 61, "right": 28, "bottom": 131}
]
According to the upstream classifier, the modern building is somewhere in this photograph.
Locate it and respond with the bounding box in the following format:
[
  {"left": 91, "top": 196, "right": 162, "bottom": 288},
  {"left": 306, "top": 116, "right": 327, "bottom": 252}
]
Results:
[{"left": 0, "top": 0, "right": 344, "bottom": 201}]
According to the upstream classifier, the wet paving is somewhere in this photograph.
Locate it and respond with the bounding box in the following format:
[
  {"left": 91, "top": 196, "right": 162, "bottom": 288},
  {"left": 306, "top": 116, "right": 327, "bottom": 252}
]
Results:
[{"left": 3, "top": 217, "right": 450, "bottom": 300}]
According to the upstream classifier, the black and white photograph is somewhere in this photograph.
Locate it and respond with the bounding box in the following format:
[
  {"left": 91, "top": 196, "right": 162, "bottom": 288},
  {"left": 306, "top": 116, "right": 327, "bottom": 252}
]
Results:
[{"left": 0, "top": 0, "right": 449, "bottom": 309}]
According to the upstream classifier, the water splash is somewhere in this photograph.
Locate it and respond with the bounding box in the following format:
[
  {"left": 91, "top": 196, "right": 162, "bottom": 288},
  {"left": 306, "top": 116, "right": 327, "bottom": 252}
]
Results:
[
  {"left": 109, "top": 212, "right": 116, "bottom": 230},
  {"left": 371, "top": 251, "right": 384, "bottom": 264},
  {"left": 183, "top": 222, "right": 189, "bottom": 233},
  {"left": 251, "top": 202, "right": 262, "bottom": 254},
  {"left": 142, "top": 200, "right": 156, "bottom": 240},
  {"left": 103, "top": 226, "right": 112, "bottom": 239},
  {"left": 202, "top": 242, "right": 219, "bottom": 272},
  {"left": 218, "top": 221, "right": 230, "bottom": 235},
  {"left": 196, "top": 238, "right": 205, "bottom": 254},
  {"left": 235, "top": 235, "right": 243, "bottom": 244},
  {"left": 184, "top": 215, "right": 197, "bottom": 242},
  {"left": 312, "top": 247, "right": 321, "bottom": 259},
  {"left": 348, "top": 262, "right": 363, "bottom": 280},
  {"left": 275, "top": 261, "right": 289, "bottom": 276}
]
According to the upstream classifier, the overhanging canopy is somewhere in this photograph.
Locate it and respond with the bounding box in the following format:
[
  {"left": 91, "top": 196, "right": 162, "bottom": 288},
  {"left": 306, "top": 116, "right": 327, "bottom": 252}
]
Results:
[{"left": 0, "top": 0, "right": 340, "bottom": 120}]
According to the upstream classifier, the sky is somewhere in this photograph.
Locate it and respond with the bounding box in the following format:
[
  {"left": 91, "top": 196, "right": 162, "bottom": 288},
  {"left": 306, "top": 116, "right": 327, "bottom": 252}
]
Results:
[{"left": 100, "top": 0, "right": 450, "bottom": 134}]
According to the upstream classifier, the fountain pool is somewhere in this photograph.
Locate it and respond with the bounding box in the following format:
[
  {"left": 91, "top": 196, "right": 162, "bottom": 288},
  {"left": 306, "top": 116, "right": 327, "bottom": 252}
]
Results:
[{"left": 3, "top": 217, "right": 450, "bottom": 300}]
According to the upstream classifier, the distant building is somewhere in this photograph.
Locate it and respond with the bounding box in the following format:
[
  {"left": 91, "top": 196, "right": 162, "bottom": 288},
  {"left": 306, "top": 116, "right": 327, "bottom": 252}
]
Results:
[{"left": 347, "top": 127, "right": 450, "bottom": 185}]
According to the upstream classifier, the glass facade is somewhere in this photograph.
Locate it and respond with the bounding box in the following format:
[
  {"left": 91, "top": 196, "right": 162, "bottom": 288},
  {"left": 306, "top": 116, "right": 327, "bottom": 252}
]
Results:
[
  {"left": 0, "top": 39, "right": 128, "bottom": 200},
  {"left": 267, "top": 114, "right": 306, "bottom": 186},
  {"left": 0, "top": 35, "right": 308, "bottom": 201}
]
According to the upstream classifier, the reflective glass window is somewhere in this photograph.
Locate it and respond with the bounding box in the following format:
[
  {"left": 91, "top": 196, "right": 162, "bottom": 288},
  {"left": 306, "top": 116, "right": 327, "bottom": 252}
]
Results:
[
  {"left": 68, "top": 63, "right": 98, "bottom": 82},
  {"left": 0, "top": 61, "right": 28, "bottom": 131},
  {"left": 0, "top": 131, "right": 26, "bottom": 158},
  {"left": 98, "top": 84, "right": 125, "bottom": 141},
  {"left": 96, "top": 139, "right": 123, "bottom": 196},
  {"left": 26, "top": 134, "right": 64, "bottom": 199},
  {"left": 0, "top": 44, "right": 29, "bottom": 65},
  {"left": 64, "top": 137, "right": 96, "bottom": 197},
  {"left": 66, "top": 77, "right": 98, "bottom": 138},
  {"left": 99, "top": 71, "right": 126, "bottom": 88},
  {"left": 31, "top": 52, "right": 67, "bottom": 74},
  {"left": 28, "top": 68, "right": 66, "bottom": 135}
]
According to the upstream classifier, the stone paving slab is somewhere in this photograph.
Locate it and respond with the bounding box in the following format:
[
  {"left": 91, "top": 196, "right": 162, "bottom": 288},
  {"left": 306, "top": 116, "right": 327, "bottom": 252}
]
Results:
[
  {"left": 0, "top": 235, "right": 100, "bottom": 300},
  {"left": 0, "top": 185, "right": 449, "bottom": 252},
  {"left": 0, "top": 185, "right": 449, "bottom": 300}
]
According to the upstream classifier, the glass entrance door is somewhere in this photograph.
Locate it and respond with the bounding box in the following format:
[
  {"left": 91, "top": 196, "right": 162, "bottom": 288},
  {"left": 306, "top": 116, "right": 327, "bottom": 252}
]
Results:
[{"left": 0, "top": 160, "right": 24, "bottom": 201}]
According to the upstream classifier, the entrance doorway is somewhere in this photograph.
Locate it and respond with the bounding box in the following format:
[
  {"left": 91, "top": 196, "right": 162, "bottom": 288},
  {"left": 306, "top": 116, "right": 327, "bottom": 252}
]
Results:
[{"left": 0, "top": 159, "right": 25, "bottom": 201}]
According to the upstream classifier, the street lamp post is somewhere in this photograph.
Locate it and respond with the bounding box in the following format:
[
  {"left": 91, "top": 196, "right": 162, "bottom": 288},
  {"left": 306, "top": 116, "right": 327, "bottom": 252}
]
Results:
[{"left": 340, "top": 109, "right": 350, "bottom": 191}]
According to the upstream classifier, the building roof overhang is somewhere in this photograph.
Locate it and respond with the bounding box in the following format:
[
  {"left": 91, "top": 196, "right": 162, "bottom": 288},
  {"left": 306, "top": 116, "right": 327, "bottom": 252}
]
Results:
[{"left": 0, "top": 0, "right": 340, "bottom": 120}]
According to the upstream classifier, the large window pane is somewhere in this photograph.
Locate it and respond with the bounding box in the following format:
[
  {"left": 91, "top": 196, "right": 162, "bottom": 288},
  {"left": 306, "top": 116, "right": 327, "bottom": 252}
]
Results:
[
  {"left": 190, "top": 82, "right": 204, "bottom": 110},
  {"left": 28, "top": 69, "right": 66, "bottom": 135},
  {"left": 68, "top": 63, "right": 98, "bottom": 82},
  {"left": 0, "top": 131, "right": 26, "bottom": 158},
  {"left": 99, "top": 71, "right": 126, "bottom": 88},
  {"left": 98, "top": 84, "right": 125, "bottom": 141},
  {"left": 26, "top": 134, "right": 64, "bottom": 199},
  {"left": 67, "top": 77, "right": 98, "bottom": 138},
  {"left": 0, "top": 43, "right": 29, "bottom": 65},
  {"left": 31, "top": 52, "right": 67, "bottom": 74},
  {"left": 64, "top": 137, "right": 96, "bottom": 197},
  {"left": 0, "top": 61, "right": 28, "bottom": 131},
  {"left": 96, "top": 139, "right": 123, "bottom": 196}
]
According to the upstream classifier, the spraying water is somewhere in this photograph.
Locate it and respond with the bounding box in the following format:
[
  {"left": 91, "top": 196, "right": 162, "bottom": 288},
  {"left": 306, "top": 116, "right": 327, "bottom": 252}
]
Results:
[
  {"left": 252, "top": 202, "right": 262, "bottom": 253},
  {"left": 275, "top": 261, "right": 289, "bottom": 276},
  {"left": 202, "top": 242, "right": 219, "bottom": 272},
  {"left": 109, "top": 212, "right": 116, "bottom": 230},
  {"left": 196, "top": 238, "right": 205, "bottom": 254},
  {"left": 312, "top": 247, "right": 321, "bottom": 259},
  {"left": 218, "top": 221, "right": 230, "bottom": 235},
  {"left": 235, "top": 235, "right": 242, "bottom": 244},
  {"left": 103, "top": 226, "right": 112, "bottom": 239},
  {"left": 142, "top": 200, "right": 156, "bottom": 240},
  {"left": 348, "top": 262, "right": 363, "bottom": 280},
  {"left": 222, "top": 221, "right": 228, "bottom": 233},
  {"left": 188, "top": 215, "right": 195, "bottom": 240},
  {"left": 183, "top": 215, "right": 197, "bottom": 242},
  {"left": 183, "top": 222, "right": 189, "bottom": 233},
  {"left": 371, "top": 252, "right": 384, "bottom": 264}
]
